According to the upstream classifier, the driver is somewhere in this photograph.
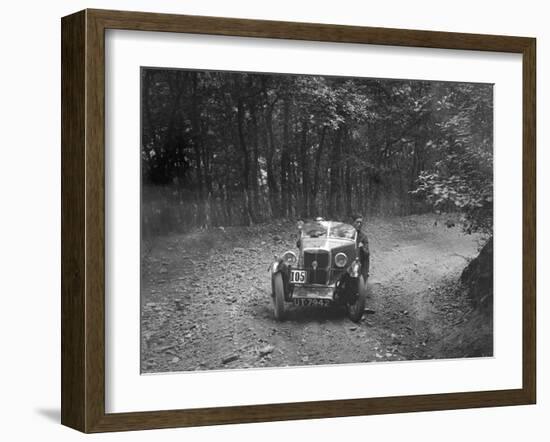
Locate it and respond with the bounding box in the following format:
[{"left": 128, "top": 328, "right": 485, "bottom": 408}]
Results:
[{"left": 353, "top": 215, "right": 370, "bottom": 279}]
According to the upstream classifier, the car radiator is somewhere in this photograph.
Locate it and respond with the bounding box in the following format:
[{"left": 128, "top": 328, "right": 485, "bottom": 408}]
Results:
[{"left": 303, "top": 250, "right": 330, "bottom": 284}]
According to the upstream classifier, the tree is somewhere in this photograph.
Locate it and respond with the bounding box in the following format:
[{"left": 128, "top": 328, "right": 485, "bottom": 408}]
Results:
[
  {"left": 412, "top": 84, "right": 493, "bottom": 235},
  {"left": 140, "top": 68, "right": 493, "bottom": 238}
]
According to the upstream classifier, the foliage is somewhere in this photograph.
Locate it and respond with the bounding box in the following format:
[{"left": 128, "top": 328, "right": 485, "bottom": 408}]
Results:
[
  {"left": 140, "top": 69, "right": 493, "bottom": 236},
  {"left": 411, "top": 85, "right": 493, "bottom": 234}
]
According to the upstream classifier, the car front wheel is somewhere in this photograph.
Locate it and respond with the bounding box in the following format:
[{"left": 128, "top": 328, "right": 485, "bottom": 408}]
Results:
[
  {"left": 272, "top": 272, "right": 286, "bottom": 321},
  {"left": 347, "top": 275, "right": 367, "bottom": 323}
]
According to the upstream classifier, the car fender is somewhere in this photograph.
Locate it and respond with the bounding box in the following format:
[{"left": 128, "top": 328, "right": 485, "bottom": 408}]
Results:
[{"left": 270, "top": 259, "right": 291, "bottom": 300}]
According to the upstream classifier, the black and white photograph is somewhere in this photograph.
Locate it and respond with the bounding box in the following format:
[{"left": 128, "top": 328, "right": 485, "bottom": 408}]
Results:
[{"left": 140, "top": 68, "right": 494, "bottom": 374}]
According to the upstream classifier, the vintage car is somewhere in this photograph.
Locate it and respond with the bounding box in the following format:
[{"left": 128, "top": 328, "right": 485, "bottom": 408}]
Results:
[{"left": 270, "top": 219, "right": 368, "bottom": 322}]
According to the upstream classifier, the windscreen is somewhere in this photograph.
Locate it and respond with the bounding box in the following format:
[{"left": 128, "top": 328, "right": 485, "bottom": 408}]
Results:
[
  {"left": 302, "top": 221, "right": 328, "bottom": 238},
  {"left": 328, "top": 222, "right": 356, "bottom": 240}
]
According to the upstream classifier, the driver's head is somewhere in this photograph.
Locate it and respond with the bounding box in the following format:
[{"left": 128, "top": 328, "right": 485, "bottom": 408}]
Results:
[{"left": 353, "top": 215, "right": 363, "bottom": 231}]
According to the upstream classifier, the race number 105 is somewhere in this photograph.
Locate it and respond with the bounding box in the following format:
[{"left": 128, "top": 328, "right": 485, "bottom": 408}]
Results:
[{"left": 290, "top": 270, "right": 306, "bottom": 284}]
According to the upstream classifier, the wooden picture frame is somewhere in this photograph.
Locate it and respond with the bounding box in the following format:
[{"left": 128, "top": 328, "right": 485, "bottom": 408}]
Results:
[{"left": 61, "top": 8, "right": 536, "bottom": 433}]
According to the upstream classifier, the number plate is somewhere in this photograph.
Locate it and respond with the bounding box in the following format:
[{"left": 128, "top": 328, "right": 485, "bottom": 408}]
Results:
[
  {"left": 293, "top": 298, "right": 331, "bottom": 307},
  {"left": 290, "top": 269, "right": 307, "bottom": 284}
]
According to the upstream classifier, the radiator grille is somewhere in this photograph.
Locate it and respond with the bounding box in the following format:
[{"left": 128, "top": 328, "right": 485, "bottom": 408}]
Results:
[{"left": 304, "top": 250, "right": 330, "bottom": 284}]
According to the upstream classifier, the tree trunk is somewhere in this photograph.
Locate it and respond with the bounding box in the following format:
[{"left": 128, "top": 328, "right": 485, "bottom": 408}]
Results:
[
  {"left": 312, "top": 126, "right": 327, "bottom": 216},
  {"left": 141, "top": 70, "right": 154, "bottom": 149},
  {"left": 329, "top": 127, "right": 344, "bottom": 217},
  {"left": 264, "top": 104, "right": 278, "bottom": 217},
  {"left": 345, "top": 162, "right": 353, "bottom": 217},
  {"left": 280, "top": 98, "right": 291, "bottom": 218},
  {"left": 190, "top": 73, "right": 205, "bottom": 225},
  {"left": 236, "top": 87, "right": 254, "bottom": 225},
  {"left": 299, "top": 118, "right": 309, "bottom": 217},
  {"left": 250, "top": 106, "right": 261, "bottom": 220}
]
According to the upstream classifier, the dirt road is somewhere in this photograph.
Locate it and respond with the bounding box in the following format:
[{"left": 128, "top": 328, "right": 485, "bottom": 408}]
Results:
[{"left": 141, "top": 214, "right": 489, "bottom": 373}]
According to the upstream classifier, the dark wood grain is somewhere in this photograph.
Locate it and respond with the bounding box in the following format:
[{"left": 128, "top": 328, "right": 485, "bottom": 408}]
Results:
[
  {"left": 522, "top": 38, "right": 536, "bottom": 403},
  {"left": 61, "top": 9, "right": 537, "bottom": 433},
  {"left": 89, "top": 389, "right": 531, "bottom": 433},
  {"left": 61, "top": 10, "right": 86, "bottom": 431},
  {"left": 85, "top": 9, "right": 107, "bottom": 432},
  {"left": 90, "top": 8, "right": 532, "bottom": 53}
]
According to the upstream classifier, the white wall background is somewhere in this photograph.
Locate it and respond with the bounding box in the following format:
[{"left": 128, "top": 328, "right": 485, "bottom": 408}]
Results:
[{"left": 0, "top": 0, "right": 546, "bottom": 440}]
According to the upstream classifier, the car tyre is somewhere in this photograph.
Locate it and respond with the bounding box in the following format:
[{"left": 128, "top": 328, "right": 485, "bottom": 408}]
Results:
[
  {"left": 272, "top": 272, "right": 286, "bottom": 321},
  {"left": 347, "top": 275, "right": 367, "bottom": 323}
]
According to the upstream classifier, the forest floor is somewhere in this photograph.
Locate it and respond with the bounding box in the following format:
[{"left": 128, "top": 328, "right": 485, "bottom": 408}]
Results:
[{"left": 140, "top": 214, "right": 492, "bottom": 374}]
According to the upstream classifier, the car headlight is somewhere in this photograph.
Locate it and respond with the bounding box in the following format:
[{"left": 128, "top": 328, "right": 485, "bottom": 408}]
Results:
[
  {"left": 335, "top": 252, "right": 348, "bottom": 268},
  {"left": 282, "top": 251, "right": 297, "bottom": 266}
]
